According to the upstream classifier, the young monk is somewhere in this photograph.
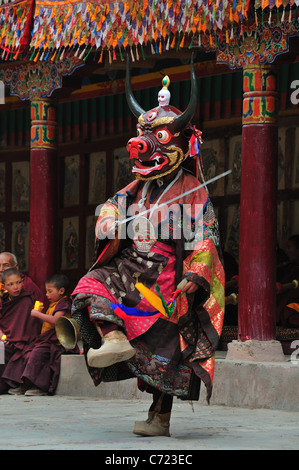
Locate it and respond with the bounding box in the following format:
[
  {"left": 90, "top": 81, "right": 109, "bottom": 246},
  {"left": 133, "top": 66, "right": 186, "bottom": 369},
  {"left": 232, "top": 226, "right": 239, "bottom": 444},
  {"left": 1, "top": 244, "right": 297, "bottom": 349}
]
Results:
[
  {"left": 3, "top": 273, "right": 77, "bottom": 396},
  {"left": 0, "top": 268, "right": 41, "bottom": 394},
  {"left": 0, "top": 252, "right": 48, "bottom": 308}
]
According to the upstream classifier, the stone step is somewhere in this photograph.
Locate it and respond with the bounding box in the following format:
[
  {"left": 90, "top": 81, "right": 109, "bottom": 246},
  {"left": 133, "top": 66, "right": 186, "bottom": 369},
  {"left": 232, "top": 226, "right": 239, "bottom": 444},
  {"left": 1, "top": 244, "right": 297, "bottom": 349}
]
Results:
[{"left": 56, "top": 352, "right": 299, "bottom": 411}]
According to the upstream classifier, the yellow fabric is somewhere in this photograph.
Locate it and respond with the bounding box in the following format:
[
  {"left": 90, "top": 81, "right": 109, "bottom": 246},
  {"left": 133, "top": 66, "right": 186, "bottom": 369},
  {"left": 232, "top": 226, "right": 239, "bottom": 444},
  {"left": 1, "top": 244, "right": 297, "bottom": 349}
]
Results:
[
  {"left": 41, "top": 300, "right": 58, "bottom": 334},
  {"left": 135, "top": 282, "right": 167, "bottom": 317},
  {"left": 41, "top": 297, "right": 69, "bottom": 334}
]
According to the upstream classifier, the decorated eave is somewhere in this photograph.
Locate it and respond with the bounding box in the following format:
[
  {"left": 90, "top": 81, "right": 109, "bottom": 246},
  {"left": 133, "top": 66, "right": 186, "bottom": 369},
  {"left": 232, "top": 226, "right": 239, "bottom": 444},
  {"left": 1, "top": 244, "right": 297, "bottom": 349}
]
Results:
[{"left": 0, "top": 0, "right": 299, "bottom": 70}]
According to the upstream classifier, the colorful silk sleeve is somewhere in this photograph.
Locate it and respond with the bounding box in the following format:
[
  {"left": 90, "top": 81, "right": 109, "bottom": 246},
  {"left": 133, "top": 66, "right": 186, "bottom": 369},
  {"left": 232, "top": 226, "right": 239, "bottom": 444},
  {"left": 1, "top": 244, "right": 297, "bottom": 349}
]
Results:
[
  {"left": 177, "top": 238, "right": 225, "bottom": 402},
  {"left": 184, "top": 238, "right": 225, "bottom": 343},
  {"left": 89, "top": 200, "right": 122, "bottom": 270}
]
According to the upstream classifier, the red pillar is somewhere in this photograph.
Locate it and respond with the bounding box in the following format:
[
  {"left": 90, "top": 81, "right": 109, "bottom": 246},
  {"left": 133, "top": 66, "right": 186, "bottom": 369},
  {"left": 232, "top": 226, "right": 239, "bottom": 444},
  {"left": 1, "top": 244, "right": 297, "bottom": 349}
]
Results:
[
  {"left": 238, "top": 65, "right": 278, "bottom": 341},
  {"left": 29, "top": 99, "right": 57, "bottom": 292}
]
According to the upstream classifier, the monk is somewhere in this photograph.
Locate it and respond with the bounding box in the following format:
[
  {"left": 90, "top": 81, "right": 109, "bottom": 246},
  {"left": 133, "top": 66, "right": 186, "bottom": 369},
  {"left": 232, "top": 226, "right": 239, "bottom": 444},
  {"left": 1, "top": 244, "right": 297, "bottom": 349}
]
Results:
[
  {"left": 0, "top": 268, "right": 41, "bottom": 394},
  {"left": 276, "top": 235, "right": 299, "bottom": 327},
  {"left": 0, "top": 251, "right": 48, "bottom": 308},
  {"left": 2, "top": 273, "right": 77, "bottom": 396}
]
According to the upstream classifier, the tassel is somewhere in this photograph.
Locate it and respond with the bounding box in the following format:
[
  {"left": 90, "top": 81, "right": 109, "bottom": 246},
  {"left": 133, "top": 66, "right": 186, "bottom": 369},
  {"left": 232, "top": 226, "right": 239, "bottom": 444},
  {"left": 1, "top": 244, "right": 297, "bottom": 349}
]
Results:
[
  {"left": 98, "top": 48, "right": 103, "bottom": 63},
  {"left": 66, "top": 46, "right": 73, "bottom": 59},
  {"left": 108, "top": 49, "right": 112, "bottom": 64},
  {"left": 141, "top": 45, "right": 146, "bottom": 60},
  {"left": 54, "top": 49, "right": 61, "bottom": 62},
  {"left": 83, "top": 46, "right": 93, "bottom": 62},
  {"left": 119, "top": 47, "right": 124, "bottom": 61},
  {"left": 188, "top": 35, "right": 194, "bottom": 49},
  {"left": 281, "top": 7, "right": 285, "bottom": 22},
  {"left": 29, "top": 48, "right": 36, "bottom": 61},
  {"left": 269, "top": 9, "right": 272, "bottom": 24},
  {"left": 33, "top": 49, "right": 40, "bottom": 62},
  {"left": 180, "top": 34, "right": 185, "bottom": 48},
  {"left": 130, "top": 45, "right": 135, "bottom": 61},
  {"left": 135, "top": 44, "right": 139, "bottom": 60},
  {"left": 166, "top": 35, "right": 170, "bottom": 50},
  {"left": 190, "top": 155, "right": 199, "bottom": 204},
  {"left": 150, "top": 42, "right": 155, "bottom": 54},
  {"left": 289, "top": 7, "right": 292, "bottom": 22},
  {"left": 113, "top": 48, "right": 117, "bottom": 60},
  {"left": 51, "top": 49, "right": 57, "bottom": 62},
  {"left": 24, "top": 49, "right": 31, "bottom": 61},
  {"left": 13, "top": 49, "right": 20, "bottom": 60}
]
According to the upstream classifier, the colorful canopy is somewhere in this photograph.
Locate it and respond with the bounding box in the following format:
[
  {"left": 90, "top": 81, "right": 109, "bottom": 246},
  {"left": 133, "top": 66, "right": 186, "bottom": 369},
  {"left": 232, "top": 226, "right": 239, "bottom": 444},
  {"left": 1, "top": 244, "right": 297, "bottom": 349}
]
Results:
[{"left": 0, "top": 0, "right": 298, "bottom": 62}]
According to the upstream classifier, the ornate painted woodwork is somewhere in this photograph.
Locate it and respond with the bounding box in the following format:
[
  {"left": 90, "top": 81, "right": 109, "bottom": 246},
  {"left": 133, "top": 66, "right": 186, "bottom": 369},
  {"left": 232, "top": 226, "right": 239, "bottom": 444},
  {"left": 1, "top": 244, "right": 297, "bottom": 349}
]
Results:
[
  {"left": 242, "top": 64, "right": 278, "bottom": 125},
  {"left": 31, "top": 98, "right": 57, "bottom": 150}
]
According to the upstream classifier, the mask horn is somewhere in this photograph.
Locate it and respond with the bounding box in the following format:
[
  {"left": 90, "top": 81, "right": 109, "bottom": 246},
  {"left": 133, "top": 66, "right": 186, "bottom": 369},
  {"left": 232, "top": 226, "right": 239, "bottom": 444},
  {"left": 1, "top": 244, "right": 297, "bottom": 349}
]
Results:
[
  {"left": 126, "top": 56, "right": 145, "bottom": 118},
  {"left": 173, "top": 53, "right": 197, "bottom": 130}
]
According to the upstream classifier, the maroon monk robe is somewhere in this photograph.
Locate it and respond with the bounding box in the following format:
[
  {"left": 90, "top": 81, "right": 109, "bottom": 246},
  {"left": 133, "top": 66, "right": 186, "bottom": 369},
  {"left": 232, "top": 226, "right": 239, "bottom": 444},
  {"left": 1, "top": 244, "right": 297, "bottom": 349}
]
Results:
[
  {"left": 276, "top": 262, "right": 299, "bottom": 327},
  {"left": 0, "top": 289, "right": 41, "bottom": 393},
  {"left": 3, "top": 297, "right": 78, "bottom": 395},
  {"left": 21, "top": 273, "right": 49, "bottom": 309}
]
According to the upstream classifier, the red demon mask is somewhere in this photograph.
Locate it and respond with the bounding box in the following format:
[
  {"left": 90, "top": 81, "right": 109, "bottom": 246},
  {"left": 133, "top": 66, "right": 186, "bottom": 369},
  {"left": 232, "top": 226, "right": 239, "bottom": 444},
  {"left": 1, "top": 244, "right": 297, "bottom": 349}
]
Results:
[{"left": 125, "top": 54, "right": 198, "bottom": 181}]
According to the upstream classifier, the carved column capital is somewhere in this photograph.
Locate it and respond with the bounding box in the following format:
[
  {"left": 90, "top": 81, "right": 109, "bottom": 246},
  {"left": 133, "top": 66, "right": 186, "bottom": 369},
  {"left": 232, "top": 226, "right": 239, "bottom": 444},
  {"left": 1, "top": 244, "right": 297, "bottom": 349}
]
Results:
[
  {"left": 242, "top": 64, "right": 278, "bottom": 125},
  {"left": 30, "top": 98, "right": 57, "bottom": 150},
  {"left": 0, "top": 58, "right": 83, "bottom": 101}
]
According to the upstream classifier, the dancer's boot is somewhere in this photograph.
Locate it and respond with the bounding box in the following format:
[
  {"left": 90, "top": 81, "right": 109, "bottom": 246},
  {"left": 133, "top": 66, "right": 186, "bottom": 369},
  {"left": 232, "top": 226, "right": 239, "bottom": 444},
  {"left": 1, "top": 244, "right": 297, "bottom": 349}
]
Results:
[
  {"left": 87, "top": 330, "right": 135, "bottom": 368},
  {"left": 133, "top": 411, "right": 171, "bottom": 437}
]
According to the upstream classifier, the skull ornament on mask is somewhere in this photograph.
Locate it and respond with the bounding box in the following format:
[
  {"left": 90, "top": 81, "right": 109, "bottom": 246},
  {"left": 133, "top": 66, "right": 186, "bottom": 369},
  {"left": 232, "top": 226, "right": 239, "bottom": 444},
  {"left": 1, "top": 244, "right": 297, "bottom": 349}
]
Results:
[
  {"left": 158, "top": 75, "right": 171, "bottom": 106},
  {"left": 125, "top": 54, "right": 198, "bottom": 181}
]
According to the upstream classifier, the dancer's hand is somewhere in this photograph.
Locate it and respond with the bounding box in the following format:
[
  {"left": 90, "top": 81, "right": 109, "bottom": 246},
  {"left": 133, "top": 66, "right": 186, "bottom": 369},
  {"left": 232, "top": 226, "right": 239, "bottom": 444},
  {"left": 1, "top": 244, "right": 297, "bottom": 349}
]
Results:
[{"left": 181, "top": 281, "right": 198, "bottom": 294}]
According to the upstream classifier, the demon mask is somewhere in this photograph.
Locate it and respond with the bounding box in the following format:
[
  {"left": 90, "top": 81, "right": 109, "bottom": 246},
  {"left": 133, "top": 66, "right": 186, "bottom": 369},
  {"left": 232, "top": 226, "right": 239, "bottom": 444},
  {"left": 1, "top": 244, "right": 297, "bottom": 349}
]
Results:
[{"left": 125, "top": 55, "right": 198, "bottom": 181}]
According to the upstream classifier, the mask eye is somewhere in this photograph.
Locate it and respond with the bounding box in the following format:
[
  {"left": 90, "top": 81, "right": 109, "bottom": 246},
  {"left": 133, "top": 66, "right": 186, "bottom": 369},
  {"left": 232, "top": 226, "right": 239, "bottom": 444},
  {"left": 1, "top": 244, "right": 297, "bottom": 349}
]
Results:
[
  {"left": 155, "top": 129, "right": 172, "bottom": 144},
  {"left": 137, "top": 127, "right": 144, "bottom": 137},
  {"left": 147, "top": 110, "right": 157, "bottom": 121}
]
